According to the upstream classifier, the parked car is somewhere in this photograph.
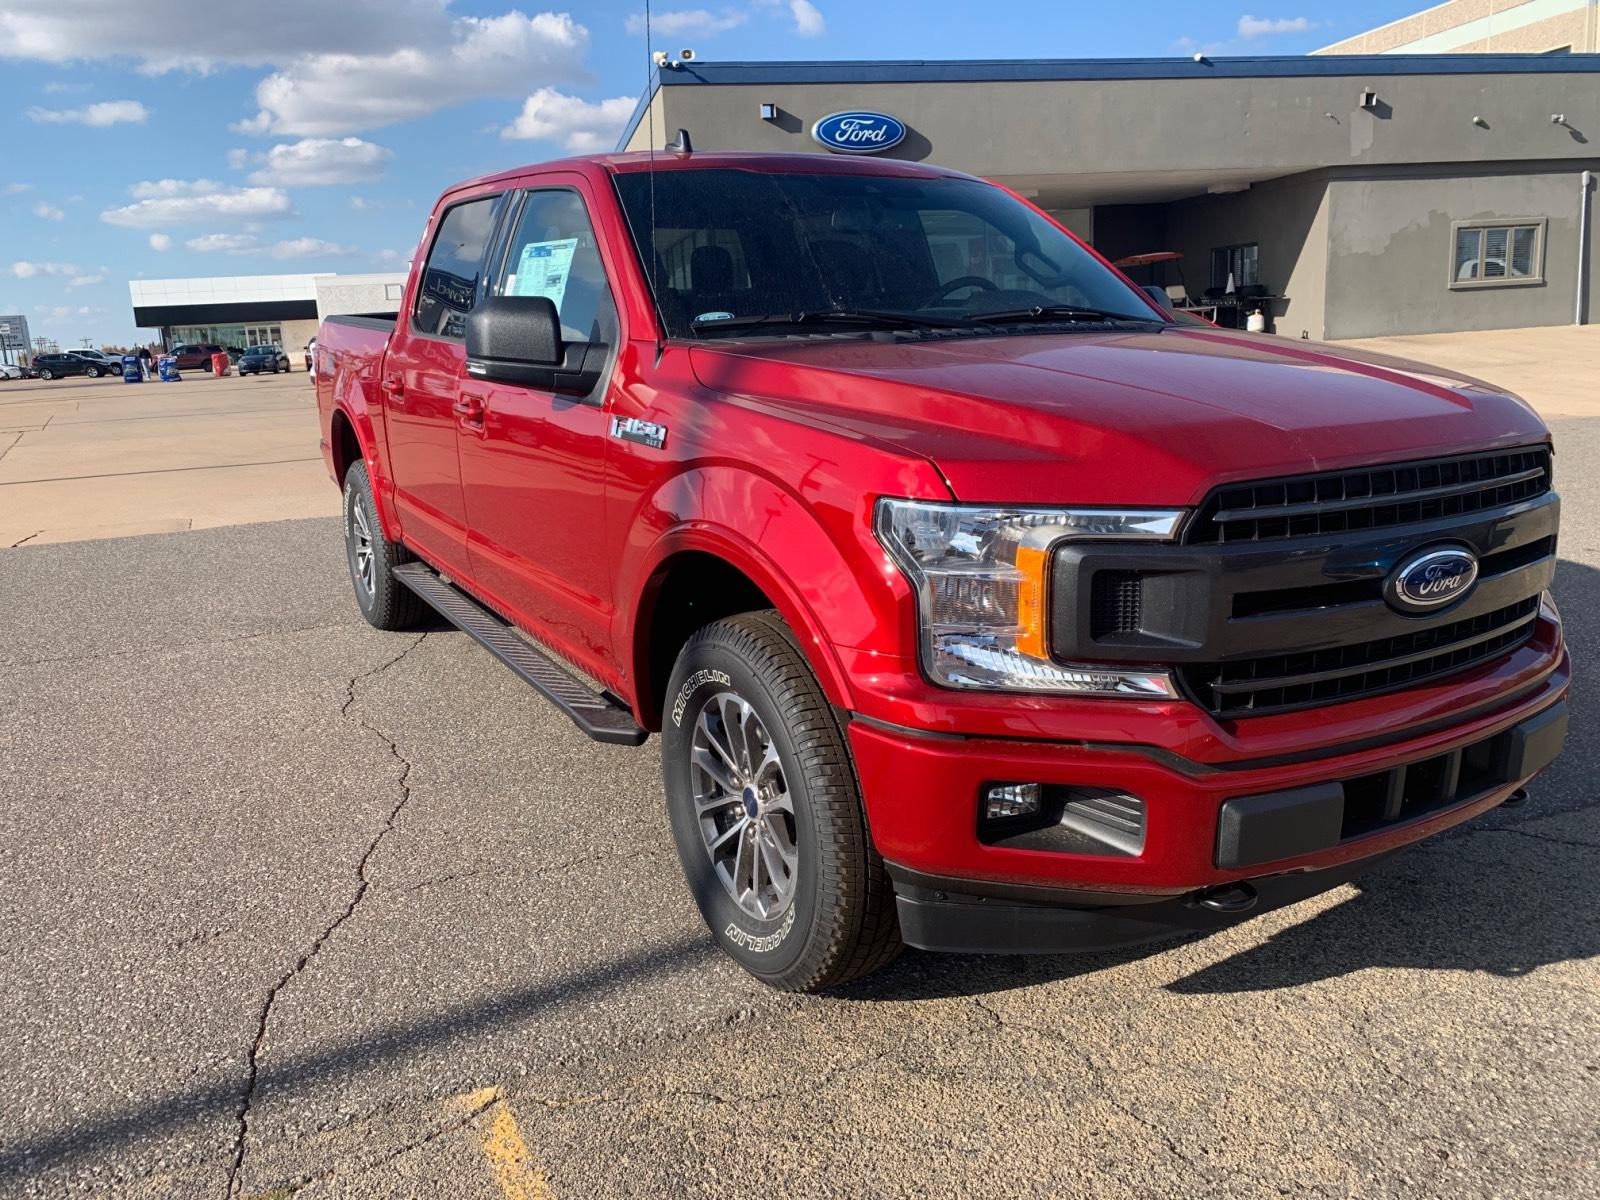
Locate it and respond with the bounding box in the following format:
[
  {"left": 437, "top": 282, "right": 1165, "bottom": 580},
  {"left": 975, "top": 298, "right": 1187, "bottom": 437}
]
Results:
[
  {"left": 168, "top": 343, "right": 227, "bottom": 371},
  {"left": 70, "top": 349, "right": 123, "bottom": 374},
  {"left": 304, "top": 336, "right": 317, "bottom": 374},
  {"left": 0, "top": 363, "right": 24, "bottom": 381},
  {"left": 33, "top": 352, "right": 110, "bottom": 379},
  {"left": 238, "top": 345, "right": 291, "bottom": 375},
  {"left": 316, "top": 150, "right": 1568, "bottom": 992}
]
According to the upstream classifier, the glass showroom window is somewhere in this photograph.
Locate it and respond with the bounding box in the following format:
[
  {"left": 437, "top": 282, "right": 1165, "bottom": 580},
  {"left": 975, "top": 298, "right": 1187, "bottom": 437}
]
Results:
[{"left": 1452, "top": 221, "right": 1545, "bottom": 286}]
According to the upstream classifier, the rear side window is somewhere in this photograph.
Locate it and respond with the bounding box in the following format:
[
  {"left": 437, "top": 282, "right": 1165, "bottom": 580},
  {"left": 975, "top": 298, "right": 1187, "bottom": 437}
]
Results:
[{"left": 413, "top": 195, "right": 499, "bottom": 339}]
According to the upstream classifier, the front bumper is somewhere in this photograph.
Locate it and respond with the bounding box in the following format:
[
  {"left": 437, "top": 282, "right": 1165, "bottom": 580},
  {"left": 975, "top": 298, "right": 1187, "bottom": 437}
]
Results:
[{"left": 848, "top": 646, "right": 1568, "bottom": 952}]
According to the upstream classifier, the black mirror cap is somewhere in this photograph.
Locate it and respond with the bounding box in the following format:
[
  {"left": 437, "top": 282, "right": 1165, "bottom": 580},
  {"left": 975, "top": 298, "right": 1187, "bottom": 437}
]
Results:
[{"left": 465, "top": 294, "right": 563, "bottom": 367}]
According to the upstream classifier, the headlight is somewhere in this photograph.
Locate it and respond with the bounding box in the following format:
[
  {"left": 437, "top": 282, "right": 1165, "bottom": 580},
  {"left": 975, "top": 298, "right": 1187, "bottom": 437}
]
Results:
[{"left": 874, "top": 499, "right": 1184, "bottom": 696}]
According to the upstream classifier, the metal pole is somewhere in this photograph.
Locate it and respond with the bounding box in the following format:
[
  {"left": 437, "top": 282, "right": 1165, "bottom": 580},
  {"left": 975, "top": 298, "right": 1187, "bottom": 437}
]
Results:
[{"left": 1580, "top": 170, "right": 1593, "bottom": 326}]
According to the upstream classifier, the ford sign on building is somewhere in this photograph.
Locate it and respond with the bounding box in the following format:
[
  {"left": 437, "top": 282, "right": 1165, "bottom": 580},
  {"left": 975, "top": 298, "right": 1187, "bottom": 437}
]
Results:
[{"left": 811, "top": 111, "right": 907, "bottom": 154}]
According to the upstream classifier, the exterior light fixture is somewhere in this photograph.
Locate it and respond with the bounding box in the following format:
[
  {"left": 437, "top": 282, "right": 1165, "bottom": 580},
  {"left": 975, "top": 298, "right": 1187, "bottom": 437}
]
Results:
[
  {"left": 1359, "top": 89, "right": 1378, "bottom": 110},
  {"left": 760, "top": 102, "right": 778, "bottom": 121}
]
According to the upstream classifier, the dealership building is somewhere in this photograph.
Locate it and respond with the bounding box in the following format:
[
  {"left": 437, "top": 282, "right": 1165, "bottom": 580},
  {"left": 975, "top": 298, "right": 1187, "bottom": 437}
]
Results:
[
  {"left": 620, "top": 51, "right": 1599, "bottom": 340},
  {"left": 128, "top": 272, "right": 406, "bottom": 358}
]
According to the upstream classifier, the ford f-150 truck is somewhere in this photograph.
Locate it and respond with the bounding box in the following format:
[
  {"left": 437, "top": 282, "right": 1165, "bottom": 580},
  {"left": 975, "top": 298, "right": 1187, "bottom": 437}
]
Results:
[{"left": 316, "top": 149, "right": 1568, "bottom": 992}]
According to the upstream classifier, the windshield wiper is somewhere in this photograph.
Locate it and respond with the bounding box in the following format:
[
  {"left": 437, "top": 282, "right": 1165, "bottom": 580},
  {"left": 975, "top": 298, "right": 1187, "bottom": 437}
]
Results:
[
  {"left": 690, "top": 308, "right": 969, "bottom": 333},
  {"left": 962, "top": 305, "right": 1161, "bottom": 326}
]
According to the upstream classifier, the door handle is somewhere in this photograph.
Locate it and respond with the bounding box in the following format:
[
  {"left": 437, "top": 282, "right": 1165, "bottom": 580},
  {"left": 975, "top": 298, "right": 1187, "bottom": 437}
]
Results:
[
  {"left": 454, "top": 393, "right": 487, "bottom": 436},
  {"left": 380, "top": 376, "right": 404, "bottom": 399}
]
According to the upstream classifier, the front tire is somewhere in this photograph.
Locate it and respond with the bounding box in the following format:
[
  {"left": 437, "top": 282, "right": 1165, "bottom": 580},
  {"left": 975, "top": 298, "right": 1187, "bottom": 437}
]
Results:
[
  {"left": 39, "top": 368, "right": 53, "bottom": 380},
  {"left": 662, "top": 612, "right": 900, "bottom": 992},
  {"left": 342, "top": 461, "right": 426, "bottom": 631},
  {"left": 85, "top": 367, "right": 100, "bottom": 378}
]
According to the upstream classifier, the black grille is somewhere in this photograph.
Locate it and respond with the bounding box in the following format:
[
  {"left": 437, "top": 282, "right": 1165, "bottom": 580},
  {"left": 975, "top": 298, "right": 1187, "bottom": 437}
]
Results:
[
  {"left": 1089, "top": 570, "right": 1143, "bottom": 639},
  {"left": 1187, "top": 446, "right": 1552, "bottom": 545},
  {"left": 1182, "top": 596, "right": 1541, "bottom": 719}
]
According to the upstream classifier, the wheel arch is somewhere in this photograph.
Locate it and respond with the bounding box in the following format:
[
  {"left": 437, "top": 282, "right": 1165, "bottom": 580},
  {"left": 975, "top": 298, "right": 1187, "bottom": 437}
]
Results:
[{"left": 630, "top": 530, "right": 858, "bottom": 732}]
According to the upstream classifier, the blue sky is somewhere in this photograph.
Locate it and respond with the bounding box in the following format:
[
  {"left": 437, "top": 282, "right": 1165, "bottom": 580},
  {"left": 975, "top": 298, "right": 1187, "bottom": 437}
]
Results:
[{"left": 0, "top": 0, "right": 1423, "bottom": 348}]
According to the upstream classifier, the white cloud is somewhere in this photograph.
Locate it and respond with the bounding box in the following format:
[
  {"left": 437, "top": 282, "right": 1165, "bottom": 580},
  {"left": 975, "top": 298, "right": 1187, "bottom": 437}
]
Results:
[
  {"left": 183, "top": 233, "right": 359, "bottom": 259},
  {"left": 269, "top": 237, "right": 358, "bottom": 259},
  {"left": 236, "top": 12, "right": 590, "bottom": 137},
  {"left": 148, "top": 234, "right": 172, "bottom": 251},
  {"left": 33, "top": 201, "right": 64, "bottom": 220},
  {"left": 185, "top": 233, "right": 259, "bottom": 253},
  {"left": 67, "top": 270, "right": 107, "bottom": 290},
  {"left": 3, "top": 182, "right": 32, "bottom": 195},
  {"left": 349, "top": 196, "right": 378, "bottom": 211},
  {"left": 501, "top": 89, "right": 635, "bottom": 152},
  {"left": 1237, "top": 14, "right": 1315, "bottom": 37},
  {"left": 227, "top": 148, "right": 251, "bottom": 169},
  {"left": 12, "top": 261, "right": 80, "bottom": 278},
  {"left": 623, "top": 8, "right": 747, "bottom": 36},
  {"left": 101, "top": 180, "right": 292, "bottom": 228},
  {"left": 0, "top": 1, "right": 448, "bottom": 71},
  {"left": 42, "top": 80, "right": 91, "bottom": 94},
  {"left": 786, "top": 0, "right": 825, "bottom": 36},
  {"left": 243, "top": 137, "right": 392, "bottom": 186},
  {"left": 27, "top": 100, "right": 149, "bottom": 126}
]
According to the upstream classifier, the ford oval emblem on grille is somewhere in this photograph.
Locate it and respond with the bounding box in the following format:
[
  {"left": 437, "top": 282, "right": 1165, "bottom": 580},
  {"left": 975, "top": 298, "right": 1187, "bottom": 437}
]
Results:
[{"left": 1386, "top": 546, "right": 1479, "bottom": 613}]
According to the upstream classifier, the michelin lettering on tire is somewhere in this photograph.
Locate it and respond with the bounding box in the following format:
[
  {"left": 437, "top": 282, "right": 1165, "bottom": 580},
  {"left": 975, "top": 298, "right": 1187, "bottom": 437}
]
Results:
[
  {"left": 671, "top": 668, "right": 731, "bottom": 727},
  {"left": 724, "top": 905, "right": 796, "bottom": 953}
]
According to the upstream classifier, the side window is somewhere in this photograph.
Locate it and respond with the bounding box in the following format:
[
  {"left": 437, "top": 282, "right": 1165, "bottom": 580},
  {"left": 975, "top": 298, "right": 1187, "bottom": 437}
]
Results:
[
  {"left": 412, "top": 195, "right": 499, "bottom": 339},
  {"left": 493, "top": 189, "right": 617, "bottom": 344}
]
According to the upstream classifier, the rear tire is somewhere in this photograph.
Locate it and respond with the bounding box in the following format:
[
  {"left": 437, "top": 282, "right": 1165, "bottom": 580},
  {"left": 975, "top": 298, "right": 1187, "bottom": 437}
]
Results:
[
  {"left": 85, "top": 367, "right": 100, "bottom": 378},
  {"left": 342, "top": 461, "right": 426, "bottom": 631},
  {"left": 662, "top": 611, "right": 901, "bottom": 992}
]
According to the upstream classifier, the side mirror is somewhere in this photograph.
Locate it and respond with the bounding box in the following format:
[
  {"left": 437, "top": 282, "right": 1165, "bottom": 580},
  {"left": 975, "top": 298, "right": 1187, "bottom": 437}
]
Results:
[
  {"left": 1142, "top": 284, "right": 1174, "bottom": 313},
  {"left": 464, "top": 294, "right": 609, "bottom": 397}
]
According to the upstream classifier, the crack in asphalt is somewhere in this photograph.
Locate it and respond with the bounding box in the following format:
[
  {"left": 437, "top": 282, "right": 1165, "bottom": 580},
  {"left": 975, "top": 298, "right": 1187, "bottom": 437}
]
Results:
[
  {"left": 1468, "top": 824, "right": 1600, "bottom": 852},
  {"left": 223, "top": 632, "right": 428, "bottom": 1199}
]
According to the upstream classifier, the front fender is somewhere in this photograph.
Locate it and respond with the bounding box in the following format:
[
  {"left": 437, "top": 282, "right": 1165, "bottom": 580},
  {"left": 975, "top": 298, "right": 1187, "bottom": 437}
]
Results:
[{"left": 619, "top": 462, "right": 925, "bottom": 726}]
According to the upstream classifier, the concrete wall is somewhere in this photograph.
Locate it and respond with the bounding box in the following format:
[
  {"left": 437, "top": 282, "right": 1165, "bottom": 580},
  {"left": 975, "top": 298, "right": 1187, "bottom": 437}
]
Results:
[
  {"left": 279, "top": 319, "right": 320, "bottom": 358},
  {"left": 651, "top": 69, "right": 1600, "bottom": 188},
  {"left": 314, "top": 273, "right": 408, "bottom": 320},
  {"left": 1323, "top": 164, "right": 1598, "bottom": 338},
  {"left": 1165, "top": 173, "right": 1333, "bottom": 339}
]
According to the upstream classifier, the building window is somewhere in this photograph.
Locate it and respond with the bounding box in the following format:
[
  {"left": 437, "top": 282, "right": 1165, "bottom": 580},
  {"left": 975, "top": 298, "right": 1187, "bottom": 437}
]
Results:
[
  {"left": 1210, "top": 243, "right": 1259, "bottom": 291},
  {"left": 1450, "top": 220, "right": 1545, "bottom": 287}
]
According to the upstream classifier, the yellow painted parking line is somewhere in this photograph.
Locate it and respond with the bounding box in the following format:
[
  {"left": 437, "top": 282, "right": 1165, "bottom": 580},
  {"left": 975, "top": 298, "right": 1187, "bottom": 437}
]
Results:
[{"left": 456, "top": 1088, "right": 555, "bottom": 1200}]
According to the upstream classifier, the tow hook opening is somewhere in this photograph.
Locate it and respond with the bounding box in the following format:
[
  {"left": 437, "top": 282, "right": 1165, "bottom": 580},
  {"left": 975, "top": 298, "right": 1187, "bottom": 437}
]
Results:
[
  {"left": 1501, "top": 786, "right": 1531, "bottom": 809},
  {"left": 1195, "top": 881, "right": 1259, "bottom": 914}
]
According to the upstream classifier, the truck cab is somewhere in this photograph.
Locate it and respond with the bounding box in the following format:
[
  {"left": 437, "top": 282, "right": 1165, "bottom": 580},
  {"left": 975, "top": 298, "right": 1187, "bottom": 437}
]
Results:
[{"left": 315, "top": 150, "right": 1568, "bottom": 992}]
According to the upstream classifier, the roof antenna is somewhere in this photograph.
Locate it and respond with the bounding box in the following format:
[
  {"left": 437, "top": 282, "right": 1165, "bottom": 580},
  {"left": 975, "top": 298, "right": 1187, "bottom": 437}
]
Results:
[
  {"left": 644, "top": 1, "right": 662, "bottom": 360},
  {"left": 665, "top": 127, "right": 693, "bottom": 155}
]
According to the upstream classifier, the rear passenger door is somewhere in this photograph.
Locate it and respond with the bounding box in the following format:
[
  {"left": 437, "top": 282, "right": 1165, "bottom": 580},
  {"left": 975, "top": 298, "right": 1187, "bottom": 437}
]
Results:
[
  {"left": 382, "top": 189, "right": 504, "bottom": 578},
  {"left": 456, "top": 178, "right": 621, "bottom": 683}
]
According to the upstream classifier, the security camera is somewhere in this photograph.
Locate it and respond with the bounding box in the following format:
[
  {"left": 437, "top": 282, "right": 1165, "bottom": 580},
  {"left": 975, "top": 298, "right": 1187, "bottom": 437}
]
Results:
[
  {"left": 679, "top": 48, "right": 696, "bottom": 61},
  {"left": 651, "top": 50, "right": 669, "bottom": 66}
]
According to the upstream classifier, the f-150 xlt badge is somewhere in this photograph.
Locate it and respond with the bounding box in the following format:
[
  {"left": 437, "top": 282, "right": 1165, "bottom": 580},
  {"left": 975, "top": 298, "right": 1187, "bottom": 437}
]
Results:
[
  {"left": 1386, "top": 546, "right": 1478, "bottom": 613},
  {"left": 610, "top": 416, "right": 667, "bottom": 450}
]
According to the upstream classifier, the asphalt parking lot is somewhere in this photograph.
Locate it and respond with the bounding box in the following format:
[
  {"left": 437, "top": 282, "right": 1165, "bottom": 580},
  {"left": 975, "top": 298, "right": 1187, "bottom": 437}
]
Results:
[{"left": 1, "top": 350, "right": 1596, "bottom": 1198}]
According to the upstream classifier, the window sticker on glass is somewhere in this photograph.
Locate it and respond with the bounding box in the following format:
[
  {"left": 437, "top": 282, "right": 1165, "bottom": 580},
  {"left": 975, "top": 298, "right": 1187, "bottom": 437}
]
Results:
[{"left": 509, "top": 238, "right": 579, "bottom": 308}]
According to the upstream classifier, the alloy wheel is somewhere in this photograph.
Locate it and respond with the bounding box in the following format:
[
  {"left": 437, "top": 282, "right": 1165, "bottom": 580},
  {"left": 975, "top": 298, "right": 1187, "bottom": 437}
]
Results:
[
  {"left": 689, "top": 690, "right": 799, "bottom": 921},
  {"left": 349, "top": 499, "right": 375, "bottom": 597}
]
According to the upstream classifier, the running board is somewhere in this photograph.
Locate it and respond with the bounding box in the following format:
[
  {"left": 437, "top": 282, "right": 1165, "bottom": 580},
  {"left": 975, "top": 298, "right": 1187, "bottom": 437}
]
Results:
[{"left": 393, "top": 561, "right": 648, "bottom": 746}]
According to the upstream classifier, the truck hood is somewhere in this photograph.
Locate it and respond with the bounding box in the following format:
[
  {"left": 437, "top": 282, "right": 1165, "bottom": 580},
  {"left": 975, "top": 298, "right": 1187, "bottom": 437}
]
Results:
[{"left": 687, "top": 328, "right": 1548, "bottom": 506}]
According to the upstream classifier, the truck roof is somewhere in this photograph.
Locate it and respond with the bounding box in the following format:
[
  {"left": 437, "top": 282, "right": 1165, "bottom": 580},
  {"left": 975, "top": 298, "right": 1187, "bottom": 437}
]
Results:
[{"left": 445, "top": 150, "right": 969, "bottom": 198}]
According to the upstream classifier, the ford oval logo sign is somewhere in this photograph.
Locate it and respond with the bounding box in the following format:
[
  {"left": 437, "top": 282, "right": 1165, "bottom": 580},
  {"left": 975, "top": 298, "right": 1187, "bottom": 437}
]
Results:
[
  {"left": 1386, "top": 546, "right": 1479, "bottom": 613},
  {"left": 811, "top": 110, "right": 907, "bottom": 155}
]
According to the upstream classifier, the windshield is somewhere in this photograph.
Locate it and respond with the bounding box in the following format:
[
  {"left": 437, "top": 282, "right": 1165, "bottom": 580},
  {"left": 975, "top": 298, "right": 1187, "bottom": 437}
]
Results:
[{"left": 612, "top": 167, "right": 1162, "bottom": 338}]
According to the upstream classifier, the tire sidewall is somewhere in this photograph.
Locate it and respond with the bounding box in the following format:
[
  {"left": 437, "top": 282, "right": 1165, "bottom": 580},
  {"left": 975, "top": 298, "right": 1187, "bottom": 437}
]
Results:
[{"left": 663, "top": 637, "right": 821, "bottom": 980}]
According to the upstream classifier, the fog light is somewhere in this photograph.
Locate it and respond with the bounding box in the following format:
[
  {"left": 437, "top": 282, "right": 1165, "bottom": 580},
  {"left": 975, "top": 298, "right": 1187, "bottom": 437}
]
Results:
[{"left": 983, "top": 783, "right": 1042, "bottom": 821}]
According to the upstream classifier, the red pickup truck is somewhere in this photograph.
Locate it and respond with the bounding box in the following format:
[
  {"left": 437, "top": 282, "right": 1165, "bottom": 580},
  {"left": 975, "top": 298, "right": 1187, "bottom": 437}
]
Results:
[{"left": 316, "top": 150, "right": 1568, "bottom": 991}]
